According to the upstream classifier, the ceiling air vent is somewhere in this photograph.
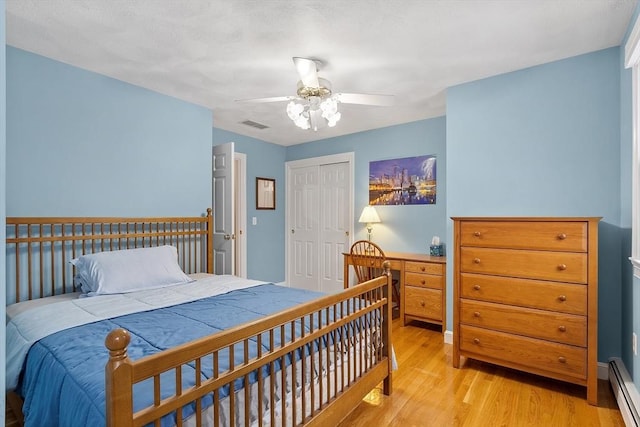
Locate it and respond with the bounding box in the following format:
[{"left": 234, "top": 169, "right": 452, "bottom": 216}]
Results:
[{"left": 240, "top": 120, "right": 269, "bottom": 130}]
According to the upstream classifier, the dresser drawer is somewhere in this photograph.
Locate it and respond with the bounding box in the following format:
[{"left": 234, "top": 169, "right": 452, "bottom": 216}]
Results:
[
  {"left": 405, "top": 286, "right": 441, "bottom": 320},
  {"left": 460, "top": 247, "right": 587, "bottom": 284},
  {"left": 405, "top": 272, "right": 443, "bottom": 290},
  {"left": 460, "top": 299, "right": 587, "bottom": 346},
  {"left": 405, "top": 261, "right": 444, "bottom": 275},
  {"left": 460, "top": 220, "right": 588, "bottom": 252},
  {"left": 460, "top": 325, "right": 586, "bottom": 380},
  {"left": 460, "top": 273, "right": 587, "bottom": 315}
]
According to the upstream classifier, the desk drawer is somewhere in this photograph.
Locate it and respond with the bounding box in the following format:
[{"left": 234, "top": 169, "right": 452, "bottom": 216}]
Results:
[
  {"left": 405, "top": 272, "right": 443, "bottom": 290},
  {"left": 405, "top": 286, "right": 441, "bottom": 320},
  {"left": 460, "top": 247, "right": 587, "bottom": 284},
  {"left": 460, "top": 299, "right": 586, "bottom": 346},
  {"left": 460, "top": 221, "right": 588, "bottom": 252},
  {"left": 405, "top": 261, "right": 444, "bottom": 275}
]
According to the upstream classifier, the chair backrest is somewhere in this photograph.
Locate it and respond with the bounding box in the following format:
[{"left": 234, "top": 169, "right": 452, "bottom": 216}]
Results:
[{"left": 349, "top": 240, "right": 387, "bottom": 284}]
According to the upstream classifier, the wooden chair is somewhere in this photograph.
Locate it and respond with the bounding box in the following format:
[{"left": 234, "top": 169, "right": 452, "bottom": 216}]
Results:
[{"left": 349, "top": 240, "right": 401, "bottom": 315}]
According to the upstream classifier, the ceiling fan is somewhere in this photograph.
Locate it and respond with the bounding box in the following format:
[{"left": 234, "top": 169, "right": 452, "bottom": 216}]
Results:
[{"left": 238, "top": 57, "right": 394, "bottom": 131}]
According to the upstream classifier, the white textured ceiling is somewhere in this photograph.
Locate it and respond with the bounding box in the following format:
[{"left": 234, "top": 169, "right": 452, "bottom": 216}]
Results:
[{"left": 6, "top": 0, "right": 638, "bottom": 146}]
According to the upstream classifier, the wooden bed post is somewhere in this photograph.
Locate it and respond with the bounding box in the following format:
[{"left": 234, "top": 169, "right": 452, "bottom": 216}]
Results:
[
  {"left": 105, "top": 328, "right": 134, "bottom": 427},
  {"left": 382, "top": 260, "right": 393, "bottom": 396},
  {"left": 206, "top": 208, "right": 214, "bottom": 274}
]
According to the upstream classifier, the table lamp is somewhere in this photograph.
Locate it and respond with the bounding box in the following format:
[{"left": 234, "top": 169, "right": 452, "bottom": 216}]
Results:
[{"left": 358, "top": 205, "right": 381, "bottom": 241}]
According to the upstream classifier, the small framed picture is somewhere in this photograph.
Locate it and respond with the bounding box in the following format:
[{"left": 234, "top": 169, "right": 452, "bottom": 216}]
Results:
[{"left": 256, "top": 177, "right": 276, "bottom": 210}]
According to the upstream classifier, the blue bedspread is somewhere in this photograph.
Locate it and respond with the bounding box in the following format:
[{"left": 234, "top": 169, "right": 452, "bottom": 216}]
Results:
[{"left": 17, "top": 284, "right": 327, "bottom": 427}]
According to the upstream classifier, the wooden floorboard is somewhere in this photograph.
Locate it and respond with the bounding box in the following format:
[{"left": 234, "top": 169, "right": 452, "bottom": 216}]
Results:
[
  {"left": 338, "top": 319, "right": 624, "bottom": 427},
  {"left": 6, "top": 319, "right": 624, "bottom": 427},
  {"left": 6, "top": 403, "right": 20, "bottom": 427}
]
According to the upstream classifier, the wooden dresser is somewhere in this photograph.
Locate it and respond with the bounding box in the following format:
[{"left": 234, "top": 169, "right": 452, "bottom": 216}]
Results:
[{"left": 451, "top": 217, "right": 600, "bottom": 405}]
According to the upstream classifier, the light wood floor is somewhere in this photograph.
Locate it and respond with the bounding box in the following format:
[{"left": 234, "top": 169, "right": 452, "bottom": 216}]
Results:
[
  {"left": 339, "top": 320, "right": 624, "bottom": 427},
  {"left": 6, "top": 403, "right": 20, "bottom": 427},
  {"left": 6, "top": 320, "right": 624, "bottom": 427}
]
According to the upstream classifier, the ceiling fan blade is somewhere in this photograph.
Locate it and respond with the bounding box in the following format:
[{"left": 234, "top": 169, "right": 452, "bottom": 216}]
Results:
[
  {"left": 236, "top": 96, "right": 295, "bottom": 103},
  {"left": 293, "top": 57, "right": 319, "bottom": 88},
  {"left": 335, "top": 93, "right": 395, "bottom": 106}
]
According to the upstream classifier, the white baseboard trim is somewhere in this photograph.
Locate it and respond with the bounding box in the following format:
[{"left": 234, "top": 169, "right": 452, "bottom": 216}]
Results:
[
  {"left": 444, "top": 330, "right": 453, "bottom": 344},
  {"left": 598, "top": 362, "right": 609, "bottom": 380}
]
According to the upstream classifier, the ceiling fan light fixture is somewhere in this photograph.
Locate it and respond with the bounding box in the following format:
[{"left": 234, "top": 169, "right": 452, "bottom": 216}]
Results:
[
  {"left": 242, "top": 57, "right": 394, "bottom": 132},
  {"left": 320, "top": 97, "right": 338, "bottom": 116},
  {"left": 286, "top": 96, "right": 341, "bottom": 131},
  {"left": 286, "top": 101, "right": 304, "bottom": 120},
  {"left": 287, "top": 100, "right": 311, "bottom": 129},
  {"left": 326, "top": 111, "right": 341, "bottom": 127}
]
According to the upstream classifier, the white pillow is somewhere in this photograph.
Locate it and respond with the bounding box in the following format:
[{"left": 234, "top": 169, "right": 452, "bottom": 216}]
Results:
[{"left": 71, "top": 245, "right": 193, "bottom": 296}]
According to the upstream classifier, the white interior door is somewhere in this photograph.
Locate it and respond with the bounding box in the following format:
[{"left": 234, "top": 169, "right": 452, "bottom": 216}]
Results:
[
  {"left": 286, "top": 153, "right": 354, "bottom": 293},
  {"left": 288, "top": 165, "right": 319, "bottom": 291},
  {"left": 319, "top": 162, "right": 350, "bottom": 293},
  {"left": 213, "top": 142, "right": 234, "bottom": 275}
]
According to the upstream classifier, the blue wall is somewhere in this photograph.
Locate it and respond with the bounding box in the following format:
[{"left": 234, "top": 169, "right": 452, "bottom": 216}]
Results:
[
  {"left": 447, "top": 48, "right": 622, "bottom": 361},
  {"left": 1, "top": 0, "right": 6, "bottom": 420},
  {"left": 621, "top": 3, "right": 640, "bottom": 386},
  {"left": 286, "top": 118, "right": 447, "bottom": 253},
  {"left": 212, "top": 129, "right": 286, "bottom": 282},
  {"left": 6, "top": 47, "right": 212, "bottom": 217}
]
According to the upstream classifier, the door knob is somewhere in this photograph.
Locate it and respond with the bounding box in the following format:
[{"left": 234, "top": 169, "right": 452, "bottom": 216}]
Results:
[{"left": 224, "top": 234, "right": 231, "bottom": 240}]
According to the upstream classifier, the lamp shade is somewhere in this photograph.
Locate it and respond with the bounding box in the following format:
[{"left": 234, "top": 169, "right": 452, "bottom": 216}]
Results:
[{"left": 358, "top": 206, "right": 381, "bottom": 224}]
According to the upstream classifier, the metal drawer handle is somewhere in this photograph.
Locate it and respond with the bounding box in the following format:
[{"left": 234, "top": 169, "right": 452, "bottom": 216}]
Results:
[
  {"left": 558, "top": 356, "right": 566, "bottom": 364},
  {"left": 558, "top": 325, "right": 566, "bottom": 332},
  {"left": 557, "top": 264, "right": 567, "bottom": 270},
  {"left": 473, "top": 258, "right": 481, "bottom": 264},
  {"left": 473, "top": 311, "right": 480, "bottom": 318},
  {"left": 473, "top": 284, "right": 481, "bottom": 291},
  {"left": 557, "top": 233, "right": 567, "bottom": 240},
  {"left": 473, "top": 231, "right": 481, "bottom": 237},
  {"left": 473, "top": 338, "right": 480, "bottom": 345},
  {"left": 558, "top": 295, "right": 567, "bottom": 302}
]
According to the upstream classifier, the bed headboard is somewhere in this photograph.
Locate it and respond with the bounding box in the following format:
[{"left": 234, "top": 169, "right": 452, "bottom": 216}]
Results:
[{"left": 6, "top": 209, "right": 213, "bottom": 304}]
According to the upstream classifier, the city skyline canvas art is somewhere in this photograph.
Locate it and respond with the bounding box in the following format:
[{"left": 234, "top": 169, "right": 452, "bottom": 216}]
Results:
[{"left": 368, "top": 155, "right": 436, "bottom": 205}]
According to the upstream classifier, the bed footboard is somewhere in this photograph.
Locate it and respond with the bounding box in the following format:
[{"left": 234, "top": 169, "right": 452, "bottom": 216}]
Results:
[{"left": 105, "top": 263, "right": 392, "bottom": 427}]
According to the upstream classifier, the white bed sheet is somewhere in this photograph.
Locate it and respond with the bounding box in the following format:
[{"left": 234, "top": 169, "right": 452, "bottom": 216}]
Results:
[{"left": 6, "top": 274, "right": 266, "bottom": 390}]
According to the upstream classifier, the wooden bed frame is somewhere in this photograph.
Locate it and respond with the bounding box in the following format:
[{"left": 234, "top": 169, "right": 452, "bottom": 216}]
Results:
[{"left": 6, "top": 210, "right": 393, "bottom": 427}]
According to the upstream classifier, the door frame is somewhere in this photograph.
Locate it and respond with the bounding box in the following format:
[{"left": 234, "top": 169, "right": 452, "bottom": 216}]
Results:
[
  {"left": 234, "top": 152, "right": 247, "bottom": 278},
  {"left": 285, "top": 152, "right": 355, "bottom": 286}
]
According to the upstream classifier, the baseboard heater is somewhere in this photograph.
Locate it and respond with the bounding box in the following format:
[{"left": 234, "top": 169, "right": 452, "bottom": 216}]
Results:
[{"left": 609, "top": 357, "right": 640, "bottom": 427}]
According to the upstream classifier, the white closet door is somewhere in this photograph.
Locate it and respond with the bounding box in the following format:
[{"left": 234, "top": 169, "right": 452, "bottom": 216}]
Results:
[
  {"left": 319, "top": 162, "right": 350, "bottom": 293},
  {"left": 288, "top": 165, "right": 320, "bottom": 291},
  {"left": 286, "top": 154, "right": 353, "bottom": 293}
]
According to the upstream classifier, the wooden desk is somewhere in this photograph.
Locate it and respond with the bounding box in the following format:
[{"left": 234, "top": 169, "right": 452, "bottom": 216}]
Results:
[{"left": 344, "top": 251, "right": 446, "bottom": 329}]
